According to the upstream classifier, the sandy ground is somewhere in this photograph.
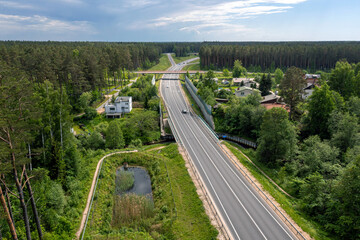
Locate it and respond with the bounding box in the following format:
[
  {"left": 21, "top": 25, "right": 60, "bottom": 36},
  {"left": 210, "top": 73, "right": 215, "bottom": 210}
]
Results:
[{"left": 220, "top": 143, "right": 313, "bottom": 240}]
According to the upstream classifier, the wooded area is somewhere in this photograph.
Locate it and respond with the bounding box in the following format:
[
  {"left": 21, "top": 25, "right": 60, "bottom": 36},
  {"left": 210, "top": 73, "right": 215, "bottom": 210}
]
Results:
[{"left": 199, "top": 42, "right": 360, "bottom": 71}]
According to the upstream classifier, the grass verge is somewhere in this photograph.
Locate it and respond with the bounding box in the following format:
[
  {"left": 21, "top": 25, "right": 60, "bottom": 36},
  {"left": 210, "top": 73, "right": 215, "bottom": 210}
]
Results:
[
  {"left": 149, "top": 54, "right": 172, "bottom": 71},
  {"left": 224, "top": 141, "right": 332, "bottom": 240},
  {"left": 172, "top": 54, "right": 199, "bottom": 64},
  {"left": 182, "top": 63, "right": 200, "bottom": 71}
]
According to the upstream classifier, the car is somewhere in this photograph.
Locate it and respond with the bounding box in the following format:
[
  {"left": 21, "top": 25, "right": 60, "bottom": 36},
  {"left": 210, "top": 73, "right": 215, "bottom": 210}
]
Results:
[{"left": 181, "top": 109, "right": 188, "bottom": 114}]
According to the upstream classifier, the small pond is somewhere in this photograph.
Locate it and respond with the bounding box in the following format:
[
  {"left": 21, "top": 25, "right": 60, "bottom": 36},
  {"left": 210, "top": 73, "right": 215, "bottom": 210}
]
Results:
[{"left": 115, "top": 166, "right": 153, "bottom": 200}]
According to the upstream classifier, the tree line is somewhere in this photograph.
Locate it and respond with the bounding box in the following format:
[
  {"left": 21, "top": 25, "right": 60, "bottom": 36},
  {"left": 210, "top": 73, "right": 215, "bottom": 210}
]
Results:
[{"left": 199, "top": 42, "right": 360, "bottom": 71}]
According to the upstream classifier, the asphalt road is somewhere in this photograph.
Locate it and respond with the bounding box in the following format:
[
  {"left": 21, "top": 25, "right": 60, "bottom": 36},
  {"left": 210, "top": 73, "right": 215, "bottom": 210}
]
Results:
[{"left": 161, "top": 55, "right": 297, "bottom": 240}]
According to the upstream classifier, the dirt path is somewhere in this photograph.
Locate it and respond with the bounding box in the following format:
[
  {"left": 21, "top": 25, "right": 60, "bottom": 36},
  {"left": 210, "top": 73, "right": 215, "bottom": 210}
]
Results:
[
  {"left": 75, "top": 150, "right": 138, "bottom": 239},
  {"left": 220, "top": 143, "right": 312, "bottom": 240}
]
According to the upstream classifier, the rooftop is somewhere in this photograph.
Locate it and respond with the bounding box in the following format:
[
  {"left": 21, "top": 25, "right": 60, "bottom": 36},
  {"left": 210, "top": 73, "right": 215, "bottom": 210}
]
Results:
[{"left": 115, "top": 96, "right": 132, "bottom": 103}]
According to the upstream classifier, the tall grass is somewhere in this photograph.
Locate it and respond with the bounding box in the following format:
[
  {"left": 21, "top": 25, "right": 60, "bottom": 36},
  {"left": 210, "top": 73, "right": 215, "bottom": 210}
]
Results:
[
  {"left": 112, "top": 194, "right": 154, "bottom": 227},
  {"left": 115, "top": 170, "right": 135, "bottom": 194}
]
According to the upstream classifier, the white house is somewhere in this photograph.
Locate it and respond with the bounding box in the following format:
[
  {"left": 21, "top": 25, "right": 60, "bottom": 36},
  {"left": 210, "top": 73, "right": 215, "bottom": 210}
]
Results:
[
  {"left": 105, "top": 96, "right": 132, "bottom": 118},
  {"left": 235, "top": 86, "right": 260, "bottom": 97}
]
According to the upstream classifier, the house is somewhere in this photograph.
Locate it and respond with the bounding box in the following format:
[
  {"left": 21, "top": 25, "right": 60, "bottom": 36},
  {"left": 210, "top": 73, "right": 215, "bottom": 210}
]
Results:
[
  {"left": 235, "top": 86, "right": 261, "bottom": 97},
  {"left": 233, "top": 78, "right": 255, "bottom": 86},
  {"left": 302, "top": 82, "right": 318, "bottom": 99},
  {"left": 260, "top": 93, "right": 280, "bottom": 104},
  {"left": 305, "top": 74, "right": 320, "bottom": 85},
  {"left": 105, "top": 96, "right": 132, "bottom": 118}
]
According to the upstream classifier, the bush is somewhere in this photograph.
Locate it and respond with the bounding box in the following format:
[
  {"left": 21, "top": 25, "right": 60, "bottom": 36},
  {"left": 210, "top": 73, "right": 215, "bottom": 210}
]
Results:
[
  {"left": 115, "top": 170, "right": 135, "bottom": 194},
  {"left": 84, "top": 107, "right": 97, "bottom": 120}
]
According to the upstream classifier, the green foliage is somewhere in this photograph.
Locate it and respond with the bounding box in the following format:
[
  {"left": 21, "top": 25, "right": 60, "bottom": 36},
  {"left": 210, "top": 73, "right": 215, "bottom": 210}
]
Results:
[
  {"left": 274, "top": 68, "right": 284, "bottom": 84},
  {"left": 232, "top": 60, "right": 246, "bottom": 77},
  {"left": 121, "top": 110, "right": 160, "bottom": 145},
  {"left": 84, "top": 107, "right": 97, "bottom": 120},
  {"left": 279, "top": 66, "right": 306, "bottom": 119},
  {"left": 223, "top": 68, "right": 230, "bottom": 77},
  {"left": 87, "top": 131, "right": 106, "bottom": 150},
  {"left": 106, "top": 120, "right": 125, "bottom": 149},
  {"left": 328, "top": 60, "right": 355, "bottom": 100},
  {"left": 306, "top": 83, "right": 337, "bottom": 138},
  {"left": 115, "top": 170, "right": 135, "bottom": 194},
  {"left": 257, "top": 108, "right": 297, "bottom": 165},
  {"left": 259, "top": 73, "right": 272, "bottom": 96},
  {"left": 328, "top": 157, "right": 360, "bottom": 239},
  {"left": 329, "top": 111, "right": 360, "bottom": 154},
  {"left": 79, "top": 92, "right": 93, "bottom": 111},
  {"left": 129, "top": 139, "right": 143, "bottom": 148},
  {"left": 214, "top": 94, "right": 265, "bottom": 140}
]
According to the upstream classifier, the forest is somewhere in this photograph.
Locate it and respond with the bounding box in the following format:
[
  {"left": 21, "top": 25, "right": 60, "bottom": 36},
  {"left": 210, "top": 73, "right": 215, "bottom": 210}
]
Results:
[{"left": 199, "top": 42, "right": 360, "bottom": 72}]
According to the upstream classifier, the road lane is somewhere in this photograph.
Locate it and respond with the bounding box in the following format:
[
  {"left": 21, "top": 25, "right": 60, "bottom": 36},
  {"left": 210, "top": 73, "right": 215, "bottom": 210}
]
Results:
[{"left": 160, "top": 55, "right": 298, "bottom": 240}]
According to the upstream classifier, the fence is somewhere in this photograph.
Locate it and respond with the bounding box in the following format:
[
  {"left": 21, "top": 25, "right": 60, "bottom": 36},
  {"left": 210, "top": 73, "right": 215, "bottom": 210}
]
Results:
[
  {"left": 184, "top": 76, "right": 215, "bottom": 129},
  {"left": 217, "top": 133, "right": 257, "bottom": 148}
]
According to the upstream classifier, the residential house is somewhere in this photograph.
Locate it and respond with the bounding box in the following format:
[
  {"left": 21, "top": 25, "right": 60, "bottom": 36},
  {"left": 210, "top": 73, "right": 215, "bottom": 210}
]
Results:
[
  {"left": 233, "top": 78, "right": 256, "bottom": 87},
  {"left": 235, "top": 86, "right": 261, "bottom": 97},
  {"left": 305, "top": 74, "right": 321, "bottom": 85},
  {"left": 105, "top": 96, "right": 132, "bottom": 118},
  {"left": 260, "top": 93, "right": 280, "bottom": 104}
]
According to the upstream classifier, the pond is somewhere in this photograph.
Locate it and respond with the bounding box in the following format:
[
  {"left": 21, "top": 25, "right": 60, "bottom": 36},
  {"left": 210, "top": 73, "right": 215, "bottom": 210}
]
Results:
[{"left": 115, "top": 166, "right": 153, "bottom": 200}]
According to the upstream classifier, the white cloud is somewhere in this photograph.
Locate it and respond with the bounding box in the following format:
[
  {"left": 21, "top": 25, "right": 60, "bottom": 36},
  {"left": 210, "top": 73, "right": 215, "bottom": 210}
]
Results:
[
  {"left": 137, "top": 0, "right": 307, "bottom": 37},
  {"left": 0, "top": 14, "right": 94, "bottom": 34},
  {"left": 0, "top": 1, "right": 36, "bottom": 9}
]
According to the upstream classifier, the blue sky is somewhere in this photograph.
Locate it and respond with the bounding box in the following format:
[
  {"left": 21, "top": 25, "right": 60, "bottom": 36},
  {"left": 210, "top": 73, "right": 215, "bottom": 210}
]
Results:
[{"left": 0, "top": 0, "right": 359, "bottom": 41}]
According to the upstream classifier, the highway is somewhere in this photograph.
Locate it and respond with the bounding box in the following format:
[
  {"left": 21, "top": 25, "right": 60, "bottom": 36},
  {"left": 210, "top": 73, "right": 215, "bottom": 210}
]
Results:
[{"left": 160, "top": 54, "right": 297, "bottom": 240}]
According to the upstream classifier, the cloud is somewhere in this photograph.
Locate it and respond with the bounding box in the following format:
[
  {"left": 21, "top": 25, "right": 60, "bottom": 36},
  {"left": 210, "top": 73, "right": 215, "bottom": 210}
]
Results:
[
  {"left": 137, "top": 0, "right": 307, "bottom": 37},
  {"left": 0, "top": 14, "right": 94, "bottom": 34},
  {"left": 0, "top": 1, "right": 36, "bottom": 9}
]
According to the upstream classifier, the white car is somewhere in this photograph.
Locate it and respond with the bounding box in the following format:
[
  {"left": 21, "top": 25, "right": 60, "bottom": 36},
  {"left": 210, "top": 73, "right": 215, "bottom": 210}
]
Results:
[{"left": 181, "top": 109, "right": 188, "bottom": 114}]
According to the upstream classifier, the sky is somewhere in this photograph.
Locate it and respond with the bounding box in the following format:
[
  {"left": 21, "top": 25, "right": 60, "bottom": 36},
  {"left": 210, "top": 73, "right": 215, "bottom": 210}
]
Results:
[{"left": 0, "top": 0, "right": 359, "bottom": 41}]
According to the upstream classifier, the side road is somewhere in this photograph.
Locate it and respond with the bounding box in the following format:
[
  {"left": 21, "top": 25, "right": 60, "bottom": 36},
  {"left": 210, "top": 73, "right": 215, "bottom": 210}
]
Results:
[{"left": 75, "top": 150, "right": 138, "bottom": 239}]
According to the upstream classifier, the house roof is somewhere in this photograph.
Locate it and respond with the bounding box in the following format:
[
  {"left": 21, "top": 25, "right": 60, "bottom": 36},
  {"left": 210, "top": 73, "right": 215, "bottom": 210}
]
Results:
[
  {"left": 260, "top": 93, "right": 280, "bottom": 103},
  {"left": 233, "top": 78, "right": 254, "bottom": 83},
  {"left": 261, "top": 103, "right": 290, "bottom": 112},
  {"left": 305, "top": 74, "right": 321, "bottom": 79},
  {"left": 236, "top": 86, "right": 260, "bottom": 92},
  {"left": 115, "top": 96, "right": 132, "bottom": 103}
]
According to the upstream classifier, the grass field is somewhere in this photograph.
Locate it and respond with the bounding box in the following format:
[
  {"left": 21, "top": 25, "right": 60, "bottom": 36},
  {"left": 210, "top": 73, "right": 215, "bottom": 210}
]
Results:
[
  {"left": 86, "top": 144, "right": 218, "bottom": 239},
  {"left": 182, "top": 63, "right": 200, "bottom": 71},
  {"left": 172, "top": 54, "right": 199, "bottom": 64},
  {"left": 148, "top": 54, "right": 172, "bottom": 71},
  {"left": 224, "top": 141, "right": 332, "bottom": 240}
]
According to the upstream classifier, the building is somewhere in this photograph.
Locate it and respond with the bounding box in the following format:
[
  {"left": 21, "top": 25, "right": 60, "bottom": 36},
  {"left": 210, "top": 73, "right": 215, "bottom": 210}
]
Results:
[
  {"left": 260, "top": 93, "right": 280, "bottom": 104},
  {"left": 235, "top": 86, "right": 261, "bottom": 97},
  {"left": 233, "top": 78, "right": 256, "bottom": 87},
  {"left": 305, "top": 74, "right": 321, "bottom": 84},
  {"left": 105, "top": 96, "right": 132, "bottom": 118}
]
